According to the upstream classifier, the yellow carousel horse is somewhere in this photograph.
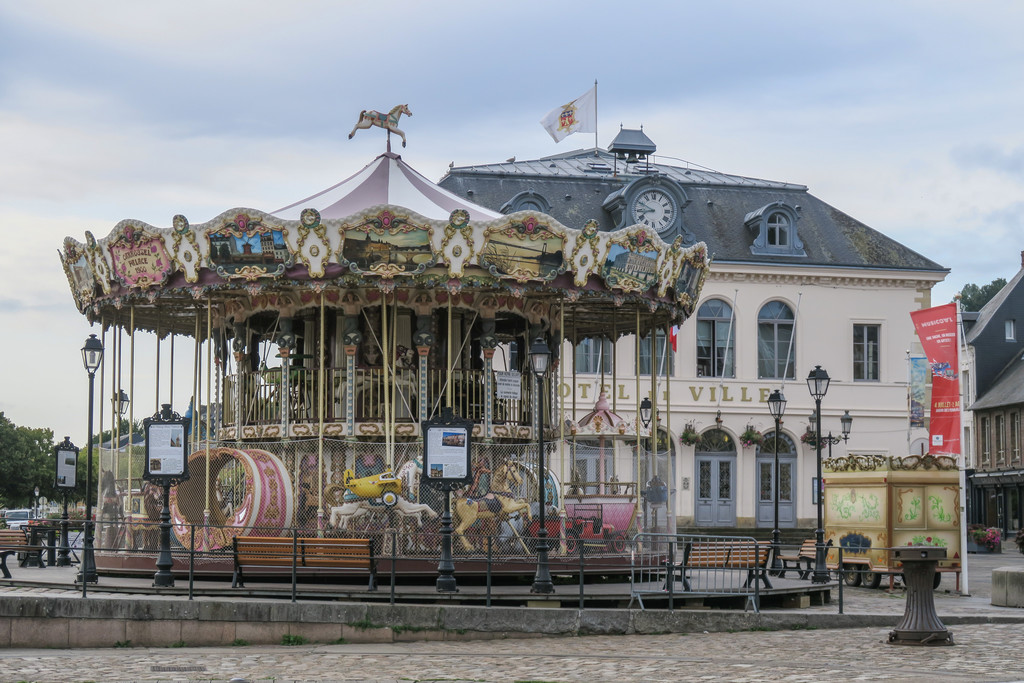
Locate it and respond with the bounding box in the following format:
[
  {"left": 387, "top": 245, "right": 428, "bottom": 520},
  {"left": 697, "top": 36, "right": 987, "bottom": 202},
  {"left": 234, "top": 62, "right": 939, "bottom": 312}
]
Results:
[{"left": 452, "top": 461, "right": 531, "bottom": 551}]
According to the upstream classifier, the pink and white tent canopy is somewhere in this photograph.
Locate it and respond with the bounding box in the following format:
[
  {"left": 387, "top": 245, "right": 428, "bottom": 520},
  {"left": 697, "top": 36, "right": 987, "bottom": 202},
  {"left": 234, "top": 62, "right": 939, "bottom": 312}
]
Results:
[{"left": 272, "top": 152, "right": 501, "bottom": 222}]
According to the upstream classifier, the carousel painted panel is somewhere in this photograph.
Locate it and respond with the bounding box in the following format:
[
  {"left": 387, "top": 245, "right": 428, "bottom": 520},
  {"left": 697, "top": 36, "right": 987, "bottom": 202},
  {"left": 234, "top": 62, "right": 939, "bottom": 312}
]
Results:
[
  {"left": 601, "top": 228, "right": 662, "bottom": 293},
  {"left": 480, "top": 214, "right": 566, "bottom": 283},
  {"left": 338, "top": 209, "right": 434, "bottom": 277},
  {"left": 107, "top": 221, "right": 174, "bottom": 289},
  {"left": 208, "top": 213, "right": 292, "bottom": 280}
]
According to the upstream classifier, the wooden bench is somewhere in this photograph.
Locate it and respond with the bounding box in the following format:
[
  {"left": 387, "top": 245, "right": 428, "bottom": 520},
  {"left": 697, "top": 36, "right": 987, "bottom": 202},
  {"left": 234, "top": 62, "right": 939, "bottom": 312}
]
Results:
[
  {"left": 776, "top": 539, "right": 818, "bottom": 580},
  {"left": 0, "top": 528, "right": 44, "bottom": 578},
  {"left": 673, "top": 540, "right": 772, "bottom": 592},
  {"left": 231, "top": 536, "right": 377, "bottom": 591}
]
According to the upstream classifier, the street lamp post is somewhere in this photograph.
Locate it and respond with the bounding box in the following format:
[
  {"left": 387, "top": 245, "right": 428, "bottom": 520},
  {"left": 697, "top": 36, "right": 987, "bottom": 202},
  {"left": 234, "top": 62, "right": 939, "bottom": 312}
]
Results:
[
  {"left": 33, "top": 486, "right": 40, "bottom": 519},
  {"left": 806, "top": 366, "right": 854, "bottom": 584},
  {"left": 529, "top": 337, "right": 554, "bottom": 594},
  {"left": 78, "top": 334, "right": 103, "bottom": 586},
  {"left": 767, "top": 389, "right": 786, "bottom": 572}
]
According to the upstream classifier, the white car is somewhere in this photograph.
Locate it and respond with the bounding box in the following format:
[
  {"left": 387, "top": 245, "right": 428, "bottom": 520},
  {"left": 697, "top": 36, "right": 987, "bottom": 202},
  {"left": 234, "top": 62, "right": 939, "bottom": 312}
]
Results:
[{"left": 4, "top": 509, "right": 35, "bottom": 530}]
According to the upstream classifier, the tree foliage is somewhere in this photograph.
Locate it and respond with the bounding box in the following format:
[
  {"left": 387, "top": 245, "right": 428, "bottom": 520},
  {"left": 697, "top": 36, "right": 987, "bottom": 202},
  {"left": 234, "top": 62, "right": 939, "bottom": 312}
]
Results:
[
  {"left": 0, "top": 412, "right": 54, "bottom": 507},
  {"left": 956, "top": 278, "right": 1007, "bottom": 311}
]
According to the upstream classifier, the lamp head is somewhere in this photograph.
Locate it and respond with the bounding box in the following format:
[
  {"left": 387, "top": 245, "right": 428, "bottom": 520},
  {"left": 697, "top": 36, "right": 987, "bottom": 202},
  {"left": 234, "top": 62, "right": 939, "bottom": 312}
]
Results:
[
  {"left": 639, "top": 396, "right": 652, "bottom": 429},
  {"left": 841, "top": 410, "right": 853, "bottom": 440},
  {"left": 806, "top": 365, "right": 830, "bottom": 400},
  {"left": 529, "top": 337, "right": 551, "bottom": 377},
  {"left": 767, "top": 389, "right": 786, "bottom": 420},
  {"left": 117, "top": 389, "right": 130, "bottom": 416},
  {"left": 81, "top": 334, "right": 104, "bottom": 374}
]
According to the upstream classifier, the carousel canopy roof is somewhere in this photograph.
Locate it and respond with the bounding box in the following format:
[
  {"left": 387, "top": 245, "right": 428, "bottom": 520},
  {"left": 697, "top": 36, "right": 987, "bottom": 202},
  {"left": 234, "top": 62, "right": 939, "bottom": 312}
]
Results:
[
  {"left": 272, "top": 152, "right": 501, "bottom": 223},
  {"left": 60, "top": 147, "right": 709, "bottom": 339}
]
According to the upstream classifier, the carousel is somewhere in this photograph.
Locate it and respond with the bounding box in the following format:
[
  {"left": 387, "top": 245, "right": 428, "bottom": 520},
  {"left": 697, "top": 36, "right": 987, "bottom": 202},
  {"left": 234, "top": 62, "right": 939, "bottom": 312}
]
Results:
[{"left": 59, "top": 109, "right": 709, "bottom": 575}]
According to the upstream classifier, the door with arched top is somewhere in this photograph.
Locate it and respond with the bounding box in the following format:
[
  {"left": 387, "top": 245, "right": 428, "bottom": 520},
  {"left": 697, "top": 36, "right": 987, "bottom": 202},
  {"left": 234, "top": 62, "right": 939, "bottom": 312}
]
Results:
[
  {"left": 694, "top": 429, "right": 737, "bottom": 527},
  {"left": 755, "top": 432, "right": 797, "bottom": 528}
]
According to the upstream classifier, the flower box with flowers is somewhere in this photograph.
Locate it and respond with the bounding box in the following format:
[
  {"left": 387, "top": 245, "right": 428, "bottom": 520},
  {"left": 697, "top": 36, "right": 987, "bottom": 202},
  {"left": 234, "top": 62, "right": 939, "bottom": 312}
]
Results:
[
  {"left": 739, "top": 427, "right": 764, "bottom": 449},
  {"left": 679, "top": 425, "right": 699, "bottom": 446},
  {"left": 968, "top": 525, "right": 1001, "bottom": 553}
]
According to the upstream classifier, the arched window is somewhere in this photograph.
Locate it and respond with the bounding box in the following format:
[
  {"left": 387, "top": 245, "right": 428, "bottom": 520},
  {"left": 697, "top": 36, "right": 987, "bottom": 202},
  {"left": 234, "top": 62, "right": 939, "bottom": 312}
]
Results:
[
  {"left": 696, "top": 299, "right": 735, "bottom": 377},
  {"left": 758, "top": 301, "right": 795, "bottom": 379}
]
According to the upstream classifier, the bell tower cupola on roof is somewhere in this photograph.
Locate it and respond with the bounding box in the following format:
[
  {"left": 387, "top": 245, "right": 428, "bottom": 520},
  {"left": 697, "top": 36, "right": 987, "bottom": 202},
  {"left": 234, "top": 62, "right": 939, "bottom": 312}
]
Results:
[{"left": 608, "top": 126, "right": 656, "bottom": 167}]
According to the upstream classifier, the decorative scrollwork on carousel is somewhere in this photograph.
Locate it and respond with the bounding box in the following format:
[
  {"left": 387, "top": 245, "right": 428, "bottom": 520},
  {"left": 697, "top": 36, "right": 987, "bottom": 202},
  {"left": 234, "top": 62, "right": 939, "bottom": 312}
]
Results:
[
  {"left": 824, "top": 454, "right": 889, "bottom": 472},
  {"left": 891, "top": 454, "right": 958, "bottom": 471}
]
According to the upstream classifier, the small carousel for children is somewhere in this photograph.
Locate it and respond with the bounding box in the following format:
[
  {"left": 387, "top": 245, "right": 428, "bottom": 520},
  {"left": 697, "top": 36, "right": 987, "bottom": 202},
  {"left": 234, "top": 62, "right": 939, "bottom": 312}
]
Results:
[{"left": 59, "top": 108, "right": 709, "bottom": 574}]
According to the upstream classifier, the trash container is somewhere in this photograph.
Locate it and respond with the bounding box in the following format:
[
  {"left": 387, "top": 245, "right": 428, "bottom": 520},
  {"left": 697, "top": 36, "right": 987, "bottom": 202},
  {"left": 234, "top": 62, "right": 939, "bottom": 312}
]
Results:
[{"left": 887, "top": 546, "right": 953, "bottom": 645}]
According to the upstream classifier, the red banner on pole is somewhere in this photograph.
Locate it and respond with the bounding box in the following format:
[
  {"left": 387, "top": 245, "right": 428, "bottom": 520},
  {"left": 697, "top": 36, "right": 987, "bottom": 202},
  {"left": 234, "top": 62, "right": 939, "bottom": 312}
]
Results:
[{"left": 910, "top": 303, "right": 961, "bottom": 456}]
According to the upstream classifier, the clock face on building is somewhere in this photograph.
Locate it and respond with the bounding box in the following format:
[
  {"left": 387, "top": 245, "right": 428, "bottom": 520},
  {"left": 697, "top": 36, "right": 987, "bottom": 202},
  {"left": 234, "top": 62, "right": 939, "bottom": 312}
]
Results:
[{"left": 631, "top": 189, "right": 677, "bottom": 233}]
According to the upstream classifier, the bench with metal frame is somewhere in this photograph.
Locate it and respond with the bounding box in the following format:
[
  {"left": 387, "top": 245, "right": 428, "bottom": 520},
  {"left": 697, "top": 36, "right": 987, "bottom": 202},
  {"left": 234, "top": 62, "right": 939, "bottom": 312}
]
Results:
[
  {"left": 231, "top": 535, "right": 377, "bottom": 591},
  {"left": 673, "top": 540, "right": 773, "bottom": 592},
  {"left": 0, "top": 528, "right": 44, "bottom": 577},
  {"left": 775, "top": 538, "right": 818, "bottom": 580}
]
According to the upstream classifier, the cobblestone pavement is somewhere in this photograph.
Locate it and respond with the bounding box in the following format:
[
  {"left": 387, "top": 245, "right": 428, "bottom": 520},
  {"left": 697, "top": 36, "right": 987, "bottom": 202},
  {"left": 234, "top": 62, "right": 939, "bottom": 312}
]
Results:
[
  {"left": 0, "top": 552, "right": 1021, "bottom": 682},
  {"left": 1, "top": 624, "right": 1024, "bottom": 682}
]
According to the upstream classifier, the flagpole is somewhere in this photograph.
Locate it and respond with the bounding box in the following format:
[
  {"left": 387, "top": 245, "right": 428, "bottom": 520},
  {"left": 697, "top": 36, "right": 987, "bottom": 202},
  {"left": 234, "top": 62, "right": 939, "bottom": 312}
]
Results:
[
  {"left": 593, "top": 79, "right": 599, "bottom": 154},
  {"left": 955, "top": 298, "right": 970, "bottom": 596}
]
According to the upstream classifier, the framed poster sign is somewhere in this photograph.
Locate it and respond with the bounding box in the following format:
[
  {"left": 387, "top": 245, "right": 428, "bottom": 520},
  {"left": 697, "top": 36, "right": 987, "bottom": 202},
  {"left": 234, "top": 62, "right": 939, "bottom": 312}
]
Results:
[
  {"left": 143, "top": 404, "right": 190, "bottom": 483},
  {"left": 421, "top": 407, "right": 473, "bottom": 488},
  {"left": 54, "top": 437, "right": 79, "bottom": 489}
]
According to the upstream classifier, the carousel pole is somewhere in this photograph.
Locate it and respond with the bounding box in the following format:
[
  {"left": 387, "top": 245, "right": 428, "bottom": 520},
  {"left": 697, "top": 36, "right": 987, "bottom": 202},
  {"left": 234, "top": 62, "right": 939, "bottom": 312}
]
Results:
[
  {"left": 612, "top": 310, "right": 617, "bottom": 412},
  {"left": 128, "top": 306, "right": 136, "bottom": 528},
  {"left": 317, "top": 292, "right": 326, "bottom": 533},
  {"left": 634, "top": 307, "right": 642, "bottom": 532},
  {"left": 446, "top": 294, "right": 453, "bottom": 409}
]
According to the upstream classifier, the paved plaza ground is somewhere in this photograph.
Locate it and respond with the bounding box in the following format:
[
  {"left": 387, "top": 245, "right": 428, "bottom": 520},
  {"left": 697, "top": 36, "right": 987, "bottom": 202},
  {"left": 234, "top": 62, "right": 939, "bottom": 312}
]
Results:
[{"left": 0, "top": 550, "right": 1022, "bottom": 682}]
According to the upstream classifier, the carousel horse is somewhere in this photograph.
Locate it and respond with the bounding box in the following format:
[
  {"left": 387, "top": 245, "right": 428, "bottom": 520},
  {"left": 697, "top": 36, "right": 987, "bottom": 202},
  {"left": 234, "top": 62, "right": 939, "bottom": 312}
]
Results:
[
  {"left": 328, "top": 494, "right": 439, "bottom": 530},
  {"left": 396, "top": 456, "right": 423, "bottom": 502},
  {"left": 328, "top": 499, "right": 376, "bottom": 529},
  {"left": 348, "top": 104, "right": 412, "bottom": 147},
  {"left": 452, "top": 461, "right": 532, "bottom": 551}
]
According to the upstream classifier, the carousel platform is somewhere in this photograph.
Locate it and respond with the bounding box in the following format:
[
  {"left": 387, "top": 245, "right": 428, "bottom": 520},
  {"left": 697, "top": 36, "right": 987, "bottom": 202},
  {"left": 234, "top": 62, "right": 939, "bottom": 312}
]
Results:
[{"left": 1, "top": 559, "right": 833, "bottom": 612}]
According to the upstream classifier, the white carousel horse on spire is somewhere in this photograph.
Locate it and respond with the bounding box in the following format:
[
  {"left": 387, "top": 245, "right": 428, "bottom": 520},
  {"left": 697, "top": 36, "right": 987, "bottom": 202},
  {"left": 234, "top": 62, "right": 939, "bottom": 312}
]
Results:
[{"left": 348, "top": 104, "right": 412, "bottom": 148}]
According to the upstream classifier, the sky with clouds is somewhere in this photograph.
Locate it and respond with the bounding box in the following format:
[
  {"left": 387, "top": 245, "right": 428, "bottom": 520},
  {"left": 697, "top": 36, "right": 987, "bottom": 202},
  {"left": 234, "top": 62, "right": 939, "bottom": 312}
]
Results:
[{"left": 1, "top": 0, "right": 1022, "bottom": 444}]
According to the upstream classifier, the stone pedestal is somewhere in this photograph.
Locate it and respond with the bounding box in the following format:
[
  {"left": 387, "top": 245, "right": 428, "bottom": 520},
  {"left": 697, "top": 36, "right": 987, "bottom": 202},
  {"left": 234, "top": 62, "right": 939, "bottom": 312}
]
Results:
[{"left": 888, "top": 546, "right": 953, "bottom": 646}]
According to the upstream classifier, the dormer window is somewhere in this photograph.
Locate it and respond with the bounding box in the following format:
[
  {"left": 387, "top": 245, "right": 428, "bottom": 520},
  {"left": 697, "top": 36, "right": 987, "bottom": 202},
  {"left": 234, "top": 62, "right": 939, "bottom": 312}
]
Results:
[
  {"left": 745, "top": 202, "right": 805, "bottom": 257},
  {"left": 500, "top": 190, "right": 551, "bottom": 215}
]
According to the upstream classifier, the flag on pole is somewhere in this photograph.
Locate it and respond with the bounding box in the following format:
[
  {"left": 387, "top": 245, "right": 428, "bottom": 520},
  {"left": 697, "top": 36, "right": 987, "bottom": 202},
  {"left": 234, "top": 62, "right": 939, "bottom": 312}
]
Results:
[
  {"left": 540, "top": 86, "right": 596, "bottom": 142},
  {"left": 670, "top": 325, "right": 678, "bottom": 352},
  {"left": 910, "top": 303, "right": 961, "bottom": 456}
]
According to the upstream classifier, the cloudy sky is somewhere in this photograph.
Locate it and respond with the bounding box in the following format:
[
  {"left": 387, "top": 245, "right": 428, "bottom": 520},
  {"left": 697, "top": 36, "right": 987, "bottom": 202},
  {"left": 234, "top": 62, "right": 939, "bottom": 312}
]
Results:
[{"left": 1, "top": 1, "right": 1022, "bottom": 444}]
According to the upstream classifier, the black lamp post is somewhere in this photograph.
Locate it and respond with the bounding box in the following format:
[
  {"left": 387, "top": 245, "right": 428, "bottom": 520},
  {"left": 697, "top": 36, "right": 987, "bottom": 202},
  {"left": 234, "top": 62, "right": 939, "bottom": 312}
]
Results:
[
  {"left": 767, "top": 389, "right": 786, "bottom": 572},
  {"left": 529, "top": 336, "right": 554, "bottom": 594},
  {"left": 78, "top": 333, "right": 103, "bottom": 586},
  {"left": 33, "top": 486, "right": 40, "bottom": 519},
  {"left": 806, "top": 366, "right": 854, "bottom": 584}
]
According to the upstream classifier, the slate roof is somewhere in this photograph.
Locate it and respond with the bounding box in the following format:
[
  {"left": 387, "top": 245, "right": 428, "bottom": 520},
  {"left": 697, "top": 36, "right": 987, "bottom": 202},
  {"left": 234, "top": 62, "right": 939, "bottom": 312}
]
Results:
[
  {"left": 965, "top": 266, "right": 1024, "bottom": 344},
  {"left": 970, "top": 352, "right": 1024, "bottom": 410},
  {"left": 439, "top": 148, "right": 947, "bottom": 273}
]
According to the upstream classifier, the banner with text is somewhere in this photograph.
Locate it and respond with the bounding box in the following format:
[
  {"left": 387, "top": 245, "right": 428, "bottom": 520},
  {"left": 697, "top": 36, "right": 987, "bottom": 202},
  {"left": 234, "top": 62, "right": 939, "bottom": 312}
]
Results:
[{"left": 910, "top": 303, "right": 961, "bottom": 455}]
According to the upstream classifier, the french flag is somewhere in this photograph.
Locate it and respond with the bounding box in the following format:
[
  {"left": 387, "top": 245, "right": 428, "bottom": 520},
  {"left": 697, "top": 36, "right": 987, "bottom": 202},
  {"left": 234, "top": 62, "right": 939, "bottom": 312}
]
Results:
[{"left": 670, "top": 325, "right": 678, "bottom": 352}]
